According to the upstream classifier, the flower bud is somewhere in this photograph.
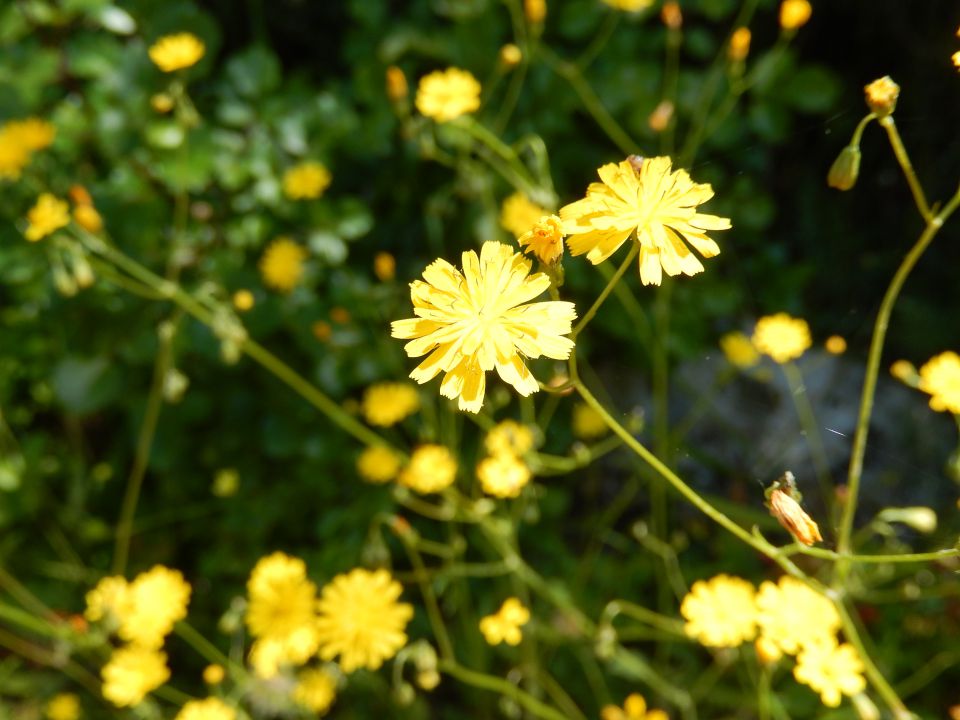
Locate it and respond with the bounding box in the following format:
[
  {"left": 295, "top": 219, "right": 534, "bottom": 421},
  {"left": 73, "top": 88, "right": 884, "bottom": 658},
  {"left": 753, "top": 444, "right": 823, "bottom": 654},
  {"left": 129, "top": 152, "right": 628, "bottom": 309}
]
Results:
[
  {"left": 150, "top": 93, "right": 174, "bottom": 114},
  {"left": 779, "top": 0, "right": 811, "bottom": 31},
  {"left": 517, "top": 214, "right": 564, "bottom": 265},
  {"left": 647, "top": 100, "right": 674, "bottom": 132},
  {"left": 827, "top": 144, "right": 861, "bottom": 191},
  {"left": 203, "top": 664, "right": 225, "bottom": 685},
  {"left": 864, "top": 76, "right": 899, "bottom": 117},
  {"left": 765, "top": 472, "right": 822, "bottom": 546},
  {"left": 661, "top": 1, "right": 682, "bottom": 30},
  {"left": 499, "top": 43, "right": 522, "bottom": 68},
  {"left": 524, "top": 0, "right": 546, "bottom": 24},
  {"left": 728, "top": 27, "right": 751, "bottom": 63},
  {"left": 73, "top": 204, "right": 103, "bottom": 233},
  {"left": 385, "top": 65, "right": 408, "bottom": 103}
]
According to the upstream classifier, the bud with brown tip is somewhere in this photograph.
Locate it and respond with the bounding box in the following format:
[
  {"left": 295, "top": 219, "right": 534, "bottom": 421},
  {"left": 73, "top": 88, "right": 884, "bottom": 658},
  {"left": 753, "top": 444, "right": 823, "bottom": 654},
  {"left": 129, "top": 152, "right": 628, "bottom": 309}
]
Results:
[{"left": 765, "top": 471, "right": 822, "bottom": 546}]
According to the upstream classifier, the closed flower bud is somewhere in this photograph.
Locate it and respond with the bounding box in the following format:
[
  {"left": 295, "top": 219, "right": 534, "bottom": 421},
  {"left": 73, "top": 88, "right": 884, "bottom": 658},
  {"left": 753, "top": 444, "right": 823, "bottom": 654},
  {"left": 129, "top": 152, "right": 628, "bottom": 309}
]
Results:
[
  {"left": 647, "top": 100, "right": 674, "bottom": 132},
  {"left": 499, "top": 43, "right": 522, "bottom": 68},
  {"left": 765, "top": 474, "right": 822, "bottom": 546},
  {"left": 524, "top": 0, "right": 546, "bottom": 24},
  {"left": 728, "top": 27, "right": 751, "bottom": 63},
  {"left": 864, "top": 76, "right": 899, "bottom": 117},
  {"left": 73, "top": 204, "right": 103, "bottom": 233},
  {"left": 827, "top": 145, "right": 861, "bottom": 191},
  {"left": 386, "top": 65, "right": 408, "bottom": 102},
  {"left": 661, "top": 1, "right": 682, "bottom": 29}
]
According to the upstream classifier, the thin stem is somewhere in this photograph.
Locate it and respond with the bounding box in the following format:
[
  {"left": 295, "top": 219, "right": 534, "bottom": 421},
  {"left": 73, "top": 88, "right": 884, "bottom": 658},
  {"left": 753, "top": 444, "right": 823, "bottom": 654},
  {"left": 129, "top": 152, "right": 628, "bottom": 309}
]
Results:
[
  {"left": 880, "top": 116, "right": 930, "bottom": 221},
  {"left": 602, "top": 599, "right": 686, "bottom": 636},
  {"left": 576, "top": 10, "right": 620, "bottom": 69},
  {"left": 438, "top": 660, "right": 570, "bottom": 720},
  {"left": 174, "top": 621, "right": 246, "bottom": 679},
  {"left": 792, "top": 545, "right": 959, "bottom": 564},
  {"left": 571, "top": 244, "right": 639, "bottom": 339},
  {"left": 397, "top": 531, "right": 455, "bottom": 661},
  {"left": 454, "top": 117, "right": 546, "bottom": 203}
]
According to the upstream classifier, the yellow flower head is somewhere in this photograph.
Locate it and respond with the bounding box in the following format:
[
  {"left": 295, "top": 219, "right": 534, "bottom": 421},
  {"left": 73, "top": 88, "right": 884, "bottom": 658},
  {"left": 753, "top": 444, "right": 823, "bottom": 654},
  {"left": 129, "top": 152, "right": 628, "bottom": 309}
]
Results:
[
  {"left": 374, "top": 251, "right": 396, "bottom": 281},
  {"left": 117, "top": 565, "right": 191, "bottom": 648},
  {"left": 85, "top": 575, "right": 129, "bottom": 623},
  {"left": 918, "top": 351, "right": 960, "bottom": 414},
  {"left": 755, "top": 576, "right": 839, "bottom": 655},
  {"left": 601, "top": 693, "right": 669, "bottom": 720},
  {"left": 680, "top": 574, "right": 757, "bottom": 648},
  {"left": 5, "top": 118, "right": 56, "bottom": 152},
  {"left": 864, "top": 76, "right": 899, "bottom": 117},
  {"left": 477, "top": 453, "right": 532, "bottom": 498},
  {"left": 24, "top": 193, "right": 70, "bottom": 242},
  {"left": 729, "top": 27, "right": 751, "bottom": 62},
  {"left": 572, "top": 402, "right": 608, "bottom": 439},
  {"left": 316, "top": 568, "right": 413, "bottom": 672},
  {"left": 260, "top": 237, "right": 307, "bottom": 292},
  {"left": 751, "top": 313, "right": 811, "bottom": 364},
  {"left": 824, "top": 335, "right": 847, "bottom": 355},
  {"left": 778, "top": 0, "right": 811, "bottom": 30},
  {"left": 246, "top": 552, "right": 321, "bottom": 678},
  {"left": 45, "top": 693, "right": 80, "bottom": 720},
  {"left": 392, "top": 241, "right": 577, "bottom": 412},
  {"left": 357, "top": 445, "right": 402, "bottom": 483},
  {"left": 399, "top": 444, "right": 457, "bottom": 494},
  {"left": 362, "top": 382, "right": 420, "bottom": 426},
  {"left": 794, "top": 640, "right": 866, "bottom": 708},
  {"left": 518, "top": 214, "right": 564, "bottom": 264},
  {"left": 0, "top": 137, "right": 29, "bottom": 179},
  {"left": 479, "top": 597, "right": 530, "bottom": 646},
  {"left": 560, "top": 156, "right": 731, "bottom": 286},
  {"left": 501, "top": 192, "right": 550, "bottom": 238},
  {"left": 283, "top": 161, "right": 331, "bottom": 200},
  {"left": 148, "top": 32, "right": 205, "bottom": 72},
  {"left": 174, "top": 698, "right": 236, "bottom": 720},
  {"left": 294, "top": 667, "right": 338, "bottom": 714},
  {"left": 485, "top": 419, "right": 535, "bottom": 456},
  {"left": 602, "top": 0, "right": 653, "bottom": 12},
  {"left": 101, "top": 646, "right": 170, "bottom": 707},
  {"left": 720, "top": 331, "right": 760, "bottom": 369},
  {"left": 415, "top": 67, "right": 481, "bottom": 123}
]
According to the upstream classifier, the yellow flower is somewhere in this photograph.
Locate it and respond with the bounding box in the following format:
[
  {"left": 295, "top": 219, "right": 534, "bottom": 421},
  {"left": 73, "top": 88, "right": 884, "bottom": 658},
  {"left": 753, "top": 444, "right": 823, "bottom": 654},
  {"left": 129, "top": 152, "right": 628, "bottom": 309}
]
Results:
[
  {"left": 824, "top": 335, "right": 847, "bottom": 355},
  {"left": 518, "top": 214, "right": 564, "bottom": 264},
  {"left": 720, "top": 331, "right": 760, "bottom": 369},
  {"left": 85, "top": 575, "right": 129, "bottom": 623},
  {"left": 212, "top": 468, "right": 239, "bottom": 497},
  {"left": 391, "top": 241, "right": 576, "bottom": 412},
  {"left": 5, "top": 118, "right": 56, "bottom": 152},
  {"left": 479, "top": 597, "right": 530, "bottom": 646},
  {"left": 680, "top": 574, "right": 757, "bottom": 647},
  {"left": 500, "top": 43, "right": 523, "bottom": 68},
  {"left": 0, "top": 137, "right": 29, "bottom": 179},
  {"left": 293, "top": 667, "right": 338, "bottom": 714},
  {"left": 602, "top": 0, "right": 653, "bottom": 12},
  {"left": 918, "top": 351, "right": 960, "bottom": 414},
  {"left": 794, "top": 640, "right": 866, "bottom": 708},
  {"left": 864, "top": 76, "right": 899, "bottom": 117},
  {"left": 362, "top": 382, "right": 420, "bottom": 426},
  {"left": 202, "top": 663, "right": 225, "bottom": 684},
  {"left": 24, "top": 193, "right": 70, "bottom": 242},
  {"left": 485, "top": 419, "right": 535, "bottom": 456},
  {"left": 260, "top": 237, "right": 307, "bottom": 292},
  {"left": 601, "top": 693, "right": 669, "bottom": 720},
  {"left": 751, "top": 313, "right": 811, "bottom": 364},
  {"left": 357, "top": 445, "right": 402, "bottom": 484},
  {"left": 501, "top": 192, "right": 549, "bottom": 238},
  {"left": 148, "top": 33, "right": 205, "bottom": 72},
  {"left": 415, "top": 67, "right": 481, "bottom": 123},
  {"left": 778, "top": 0, "right": 811, "bottom": 30},
  {"left": 45, "top": 693, "right": 80, "bottom": 720},
  {"left": 233, "top": 289, "right": 255, "bottom": 312},
  {"left": 374, "top": 251, "right": 396, "bottom": 281},
  {"left": 560, "top": 156, "right": 731, "bottom": 286},
  {"left": 754, "top": 636, "right": 783, "bottom": 664},
  {"left": 101, "top": 646, "right": 170, "bottom": 707},
  {"left": 572, "top": 402, "right": 608, "bottom": 439},
  {"left": 755, "top": 576, "right": 839, "bottom": 655},
  {"left": 953, "top": 50, "right": 960, "bottom": 70},
  {"left": 282, "top": 161, "right": 331, "bottom": 200},
  {"left": 246, "top": 552, "right": 321, "bottom": 678},
  {"left": 174, "top": 698, "right": 236, "bottom": 720},
  {"left": 316, "top": 568, "right": 413, "bottom": 672},
  {"left": 729, "top": 27, "right": 751, "bottom": 62},
  {"left": 477, "top": 453, "right": 531, "bottom": 498},
  {"left": 399, "top": 444, "right": 457, "bottom": 493},
  {"left": 117, "top": 565, "right": 191, "bottom": 648}
]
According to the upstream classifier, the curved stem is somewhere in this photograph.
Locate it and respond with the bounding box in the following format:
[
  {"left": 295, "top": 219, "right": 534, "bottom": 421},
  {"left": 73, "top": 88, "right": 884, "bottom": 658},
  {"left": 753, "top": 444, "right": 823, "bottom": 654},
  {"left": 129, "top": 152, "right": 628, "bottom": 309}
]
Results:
[
  {"left": 397, "top": 531, "right": 455, "bottom": 661},
  {"left": 880, "top": 116, "right": 930, "bottom": 221},
  {"left": 571, "top": 244, "right": 639, "bottom": 339},
  {"left": 438, "top": 660, "right": 570, "bottom": 720}
]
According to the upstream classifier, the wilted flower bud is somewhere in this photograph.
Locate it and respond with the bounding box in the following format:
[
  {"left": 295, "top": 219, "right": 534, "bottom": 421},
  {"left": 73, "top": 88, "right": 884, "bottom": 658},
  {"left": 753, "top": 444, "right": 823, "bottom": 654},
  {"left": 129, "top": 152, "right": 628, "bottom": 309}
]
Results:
[
  {"left": 864, "top": 76, "right": 899, "bottom": 117},
  {"left": 647, "top": 100, "right": 674, "bottom": 132},
  {"left": 385, "top": 65, "right": 408, "bottom": 102},
  {"left": 728, "top": 27, "right": 751, "bottom": 63},
  {"left": 765, "top": 472, "right": 822, "bottom": 546},
  {"left": 827, "top": 144, "right": 861, "bottom": 191}
]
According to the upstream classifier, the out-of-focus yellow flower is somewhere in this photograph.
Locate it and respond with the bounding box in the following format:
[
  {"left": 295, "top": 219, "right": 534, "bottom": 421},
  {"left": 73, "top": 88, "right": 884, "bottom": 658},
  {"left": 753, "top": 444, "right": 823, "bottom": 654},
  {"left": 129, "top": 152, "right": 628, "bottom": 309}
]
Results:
[
  {"left": 202, "top": 663, "right": 225, "bottom": 684},
  {"left": 501, "top": 193, "right": 549, "bottom": 238},
  {"left": 0, "top": 138, "right": 29, "bottom": 179},
  {"left": 661, "top": 1, "right": 681, "bottom": 29},
  {"left": 212, "top": 468, "right": 239, "bottom": 497},
  {"left": 85, "top": 576, "right": 128, "bottom": 623},
  {"left": 720, "top": 331, "right": 760, "bottom": 369},
  {"left": 680, "top": 574, "right": 757, "bottom": 648},
  {"left": 755, "top": 576, "right": 839, "bottom": 655},
  {"left": 647, "top": 100, "right": 674, "bottom": 132},
  {"left": 602, "top": 0, "right": 653, "bottom": 12},
  {"left": 729, "top": 27, "right": 751, "bottom": 62},
  {"left": 385, "top": 65, "right": 408, "bottom": 102},
  {"left": 316, "top": 568, "right": 413, "bottom": 672},
  {"left": 391, "top": 242, "right": 576, "bottom": 412},
  {"left": 572, "top": 402, "right": 607, "bottom": 439},
  {"left": 768, "top": 487, "right": 822, "bottom": 546},
  {"left": 294, "top": 667, "right": 338, "bottom": 714},
  {"left": 246, "top": 552, "right": 321, "bottom": 678},
  {"left": 357, "top": 445, "right": 402, "bottom": 483},
  {"left": 232, "top": 289, "right": 255, "bottom": 312},
  {"left": 282, "top": 161, "right": 331, "bottom": 200},
  {"left": 479, "top": 597, "right": 530, "bottom": 646},
  {"left": 415, "top": 68, "right": 481, "bottom": 123},
  {"left": 399, "top": 444, "right": 457, "bottom": 494},
  {"left": 953, "top": 50, "right": 960, "bottom": 70},
  {"left": 374, "top": 251, "right": 396, "bottom": 281},
  {"left": 151, "top": 93, "right": 175, "bottom": 113},
  {"left": 477, "top": 453, "right": 531, "bottom": 498},
  {"left": 794, "top": 640, "right": 866, "bottom": 708},
  {"left": 174, "top": 698, "right": 236, "bottom": 720},
  {"left": 500, "top": 43, "right": 523, "bottom": 67},
  {"left": 755, "top": 636, "right": 783, "bottom": 664},
  {"left": 361, "top": 382, "right": 420, "bottom": 426},
  {"left": 918, "top": 351, "right": 960, "bottom": 413},
  {"left": 45, "top": 693, "right": 80, "bottom": 720},
  {"left": 117, "top": 566, "right": 191, "bottom": 648},
  {"left": 824, "top": 335, "right": 846, "bottom": 354},
  {"left": 5, "top": 118, "right": 56, "bottom": 152},
  {"left": 485, "top": 420, "right": 535, "bottom": 456},
  {"left": 601, "top": 693, "right": 669, "bottom": 720},
  {"left": 148, "top": 32, "right": 205, "bottom": 72},
  {"left": 560, "top": 157, "right": 731, "bottom": 286},
  {"left": 524, "top": 0, "right": 546, "bottom": 24},
  {"left": 24, "top": 193, "right": 70, "bottom": 242},
  {"left": 864, "top": 76, "right": 899, "bottom": 117},
  {"left": 260, "top": 237, "right": 307, "bottom": 293},
  {"left": 778, "top": 0, "right": 811, "bottom": 30},
  {"left": 101, "top": 646, "right": 170, "bottom": 707},
  {"left": 751, "top": 313, "right": 811, "bottom": 364}
]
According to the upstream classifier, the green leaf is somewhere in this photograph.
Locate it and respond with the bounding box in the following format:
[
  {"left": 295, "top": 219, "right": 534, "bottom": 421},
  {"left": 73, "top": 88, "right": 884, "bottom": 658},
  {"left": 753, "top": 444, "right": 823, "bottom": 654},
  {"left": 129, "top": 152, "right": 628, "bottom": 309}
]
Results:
[{"left": 226, "top": 45, "right": 281, "bottom": 98}]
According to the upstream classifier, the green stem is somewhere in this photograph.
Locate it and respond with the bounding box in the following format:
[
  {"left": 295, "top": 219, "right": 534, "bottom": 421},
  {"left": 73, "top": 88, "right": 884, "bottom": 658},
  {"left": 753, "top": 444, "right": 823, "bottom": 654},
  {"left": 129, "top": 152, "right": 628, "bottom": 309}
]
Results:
[
  {"left": 397, "top": 531, "right": 455, "bottom": 661},
  {"left": 880, "top": 115, "right": 931, "bottom": 221},
  {"left": 601, "top": 599, "right": 686, "bottom": 636},
  {"left": 438, "top": 660, "right": 569, "bottom": 720},
  {"left": 576, "top": 10, "right": 620, "bottom": 69},
  {"left": 793, "top": 545, "right": 959, "bottom": 564},
  {"left": 174, "top": 621, "right": 245, "bottom": 679},
  {"left": 571, "top": 244, "right": 639, "bottom": 339},
  {"left": 454, "top": 117, "right": 546, "bottom": 204}
]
